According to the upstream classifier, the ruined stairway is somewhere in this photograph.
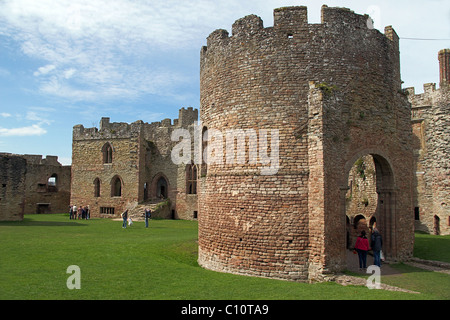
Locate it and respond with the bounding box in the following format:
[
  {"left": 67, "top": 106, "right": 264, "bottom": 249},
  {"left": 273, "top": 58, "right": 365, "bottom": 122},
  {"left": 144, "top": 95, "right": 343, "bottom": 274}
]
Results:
[{"left": 127, "top": 199, "right": 169, "bottom": 221}]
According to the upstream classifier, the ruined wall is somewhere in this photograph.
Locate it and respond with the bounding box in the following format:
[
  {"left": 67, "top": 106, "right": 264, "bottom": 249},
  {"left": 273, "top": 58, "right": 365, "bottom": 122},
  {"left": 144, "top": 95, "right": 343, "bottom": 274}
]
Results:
[
  {"left": 0, "top": 154, "right": 26, "bottom": 221},
  {"left": 71, "top": 119, "right": 143, "bottom": 217},
  {"left": 22, "top": 155, "right": 71, "bottom": 214},
  {"left": 0, "top": 153, "right": 70, "bottom": 220},
  {"left": 406, "top": 55, "right": 450, "bottom": 235},
  {"left": 199, "top": 6, "right": 414, "bottom": 281},
  {"left": 71, "top": 108, "right": 198, "bottom": 220}
]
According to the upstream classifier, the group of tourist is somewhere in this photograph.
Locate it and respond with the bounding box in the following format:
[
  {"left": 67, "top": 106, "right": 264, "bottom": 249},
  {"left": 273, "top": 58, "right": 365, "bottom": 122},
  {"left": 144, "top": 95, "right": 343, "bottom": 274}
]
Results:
[
  {"left": 353, "top": 223, "right": 383, "bottom": 270},
  {"left": 69, "top": 205, "right": 90, "bottom": 220}
]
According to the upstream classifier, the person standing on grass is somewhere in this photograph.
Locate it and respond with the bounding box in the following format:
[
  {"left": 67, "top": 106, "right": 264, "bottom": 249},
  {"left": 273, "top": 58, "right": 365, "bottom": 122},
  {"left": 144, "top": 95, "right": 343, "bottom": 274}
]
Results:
[
  {"left": 354, "top": 230, "right": 370, "bottom": 270},
  {"left": 371, "top": 224, "right": 383, "bottom": 267},
  {"left": 121, "top": 209, "right": 128, "bottom": 228},
  {"left": 145, "top": 208, "right": 151, "bottom": 228}
]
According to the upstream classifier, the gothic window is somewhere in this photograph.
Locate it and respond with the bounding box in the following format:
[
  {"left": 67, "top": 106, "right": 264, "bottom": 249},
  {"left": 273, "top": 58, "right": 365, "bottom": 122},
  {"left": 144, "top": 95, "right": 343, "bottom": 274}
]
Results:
[
  {"left": 94, "top": 178, "right": 101, "bottom": 197},
  {"left": 102, "top": 143, "right": 113, "bottom": 164},
  {"left": 186, "top": 164, "right": 198, "bottom": 194},
  {"left": 111, "top": 176, "right": 122, "bottom": 197}
]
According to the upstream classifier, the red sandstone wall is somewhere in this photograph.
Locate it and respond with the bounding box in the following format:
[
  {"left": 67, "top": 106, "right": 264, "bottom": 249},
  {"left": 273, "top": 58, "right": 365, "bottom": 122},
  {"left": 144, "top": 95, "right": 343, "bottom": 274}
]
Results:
[{"left": 199, "top": 6, "right": 414, "bottom": 281}]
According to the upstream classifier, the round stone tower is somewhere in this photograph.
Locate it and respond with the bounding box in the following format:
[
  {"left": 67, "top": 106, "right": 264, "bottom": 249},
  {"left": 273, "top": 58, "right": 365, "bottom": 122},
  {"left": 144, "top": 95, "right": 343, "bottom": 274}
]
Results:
[{"left": 198, "top": 6, "right": 414, "bottom": 281}]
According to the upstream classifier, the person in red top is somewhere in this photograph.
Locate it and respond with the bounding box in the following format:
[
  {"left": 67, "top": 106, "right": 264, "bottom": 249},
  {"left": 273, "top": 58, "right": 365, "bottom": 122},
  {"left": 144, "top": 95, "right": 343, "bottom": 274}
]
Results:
[{"left": 354, "top": 230, "right": 370, "bottom": 270}]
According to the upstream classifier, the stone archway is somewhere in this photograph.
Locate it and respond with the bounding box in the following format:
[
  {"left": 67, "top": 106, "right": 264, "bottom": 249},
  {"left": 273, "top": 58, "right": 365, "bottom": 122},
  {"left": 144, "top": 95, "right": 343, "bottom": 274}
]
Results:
[
  {"left": 342, "top": 151, "right": 397, "bottom": 264},
  {"left": 150, "top": 173, "right": 170, "bottom": 200}
]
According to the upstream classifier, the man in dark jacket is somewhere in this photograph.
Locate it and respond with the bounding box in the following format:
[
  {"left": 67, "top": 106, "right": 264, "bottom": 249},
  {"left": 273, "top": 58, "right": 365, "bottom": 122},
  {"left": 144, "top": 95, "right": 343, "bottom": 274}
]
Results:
[
  {"left": 121, "top": 210, "right": 128, "bottom": 229},
  {"left": 371, "top": 226, "right": 383, "bottom": 267}
]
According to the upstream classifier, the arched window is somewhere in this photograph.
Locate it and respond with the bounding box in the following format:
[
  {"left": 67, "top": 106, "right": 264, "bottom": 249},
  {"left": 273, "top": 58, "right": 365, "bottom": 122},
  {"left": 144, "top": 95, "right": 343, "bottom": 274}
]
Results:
[
  {"left": 102, "top": 143, "right": 113, "bottom": 164},
  {"left": 111, "top": 176, "right": 122, "bottom": 197},
  {"left": 186, "top": 164, "right": 198, "bottom": 194},
  {"left": 94, "top": 178, "right": 101, "bottom": 197}
]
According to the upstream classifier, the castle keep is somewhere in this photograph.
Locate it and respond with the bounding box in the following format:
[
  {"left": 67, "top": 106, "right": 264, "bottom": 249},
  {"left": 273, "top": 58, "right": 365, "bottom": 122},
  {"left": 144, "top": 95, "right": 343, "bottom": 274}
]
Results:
[
  {"left": 198, "top": 6, "right": 415, "bottom": 281},
  {"left": 70, "top": 107, "right": 198, "bottom": 220}
]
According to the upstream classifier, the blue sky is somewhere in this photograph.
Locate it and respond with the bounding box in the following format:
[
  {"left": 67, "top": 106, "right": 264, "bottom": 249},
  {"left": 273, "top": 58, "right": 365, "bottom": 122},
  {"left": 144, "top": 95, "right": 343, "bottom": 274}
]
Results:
[{"left": 0, "top": 0, "right": 449, "bottom": 165}]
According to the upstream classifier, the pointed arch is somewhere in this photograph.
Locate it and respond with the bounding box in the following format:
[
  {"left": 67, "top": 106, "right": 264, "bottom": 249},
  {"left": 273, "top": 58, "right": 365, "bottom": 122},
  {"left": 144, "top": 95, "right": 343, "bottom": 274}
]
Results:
[
  {"left": 102, "top": 142, "right": 113, "bottom": 164},
  {"left": 94, "top": 178, "right": 101, "bottom": 197},
  {"left": 186, "top": 163, "right": 198, "bottom": 194},
  {"left": 111, "top": 175, "right": 123, "bottom": 197}
]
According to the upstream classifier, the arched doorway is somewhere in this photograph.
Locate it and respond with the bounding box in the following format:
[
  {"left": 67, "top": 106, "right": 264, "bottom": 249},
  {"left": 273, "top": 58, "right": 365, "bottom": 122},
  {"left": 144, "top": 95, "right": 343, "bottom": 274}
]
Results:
[
  {"left": 342, "top": 152, "right": 397, "bottom": 266},
  {"left": 151, "top": 173, "right": 169, "bottom": 200},
  {"left": 157, "top": 177, "right": 168, "bottom": 199}
]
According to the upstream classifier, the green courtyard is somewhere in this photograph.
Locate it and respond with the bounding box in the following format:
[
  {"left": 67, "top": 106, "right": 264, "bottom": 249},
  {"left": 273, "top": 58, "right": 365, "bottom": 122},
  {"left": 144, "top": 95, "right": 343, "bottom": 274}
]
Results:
[{"left": 0, "top": 214, "right": 449, "bottom": 300}]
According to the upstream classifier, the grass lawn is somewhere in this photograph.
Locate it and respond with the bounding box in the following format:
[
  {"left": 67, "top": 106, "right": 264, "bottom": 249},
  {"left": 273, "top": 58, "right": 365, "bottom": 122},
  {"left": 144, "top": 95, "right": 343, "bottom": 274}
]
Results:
[{"left": 0, "top": 214, "right": 449, "bottom": 300}]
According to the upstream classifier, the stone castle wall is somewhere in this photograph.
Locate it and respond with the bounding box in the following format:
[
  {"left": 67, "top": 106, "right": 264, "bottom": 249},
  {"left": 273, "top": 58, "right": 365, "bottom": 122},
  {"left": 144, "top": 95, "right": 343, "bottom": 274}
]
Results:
[
  {"left": 70, "top": 107, "right": 199, "bottom": 220},
  {"left": 0, "top": 153, "right": 70, "bottom": 220},
  {"left": 199, "top": 6, "right": 414, "bottom": 281},
  {"left": 0, "top": 154, "right": 27, "bottom": 221},
  {"left": 406, "top": 57, "right": 450, "bottom": 235}
]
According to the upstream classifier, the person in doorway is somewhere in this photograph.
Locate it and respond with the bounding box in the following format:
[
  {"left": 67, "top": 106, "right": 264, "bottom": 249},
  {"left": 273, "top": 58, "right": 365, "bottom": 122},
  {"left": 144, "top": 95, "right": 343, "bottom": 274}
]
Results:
[
  {"left": 121, "top": 209, "right": 128, "bottom": 228},
  {"left": 354, "top": 230, "right": 370, "bottom": 270},
  {"left": 145, "top": 208, "right": 151, "bottom": 228},
  {"left": 371, "top": 224, "right": 383, "bottom": 267}
]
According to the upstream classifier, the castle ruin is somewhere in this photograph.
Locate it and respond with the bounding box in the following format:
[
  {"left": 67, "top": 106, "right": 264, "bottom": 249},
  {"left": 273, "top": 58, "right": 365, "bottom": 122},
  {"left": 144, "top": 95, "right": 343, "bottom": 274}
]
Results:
[
  {"left": 0, "top": 154, "right": 70, "bottom": 220},
  {"left": 407, "top": 49, "right": 450, "bottom": 236},
  {"left": 0, "top": 4, "right": 448, "bottom": 283},
  {"left": 70, "top": 107, "right": 199, "bottom": 220},
  {"left": 198, "top": 5, "right": 415, "bottom": 281}
]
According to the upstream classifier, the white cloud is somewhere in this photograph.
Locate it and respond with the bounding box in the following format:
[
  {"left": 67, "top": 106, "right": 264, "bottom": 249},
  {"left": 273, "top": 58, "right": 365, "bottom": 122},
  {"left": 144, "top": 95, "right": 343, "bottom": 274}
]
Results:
[
  {"left": 26, "top": 111, "right": 54, "bottom": 125},
  {"left": 0, "top": 0, "right": 448, "bottom": 102},
  {"left": 33, "top": 64, "right": 56, "bottom": 77},
  {"left": 1, "top": 112, "right": 12, "bottom": 118},
  {"left": 0, "top": 124, "right": 47, "bottom": 137},
  {"left": 0, "top": 0, "right": 216, "bottom": 103},
  {"left": 64, "top": 68, "right": 77, "bottom": 79}
]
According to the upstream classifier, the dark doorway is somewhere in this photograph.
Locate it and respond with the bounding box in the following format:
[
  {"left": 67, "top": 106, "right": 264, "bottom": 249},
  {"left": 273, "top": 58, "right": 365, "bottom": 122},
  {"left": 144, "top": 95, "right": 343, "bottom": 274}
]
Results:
[
  {"left": 157, "top": 177, "right": 168, "bottom": 199},
  {"left": 37, "top": 203, "right": 50, "bottom": 214}
]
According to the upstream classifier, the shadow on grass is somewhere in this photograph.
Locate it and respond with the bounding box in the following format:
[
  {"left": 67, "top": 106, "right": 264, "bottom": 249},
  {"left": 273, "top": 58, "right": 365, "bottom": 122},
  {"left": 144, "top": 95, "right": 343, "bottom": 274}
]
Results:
[{"left": 0, "top": 218, "right": 88, "bottom": 227}]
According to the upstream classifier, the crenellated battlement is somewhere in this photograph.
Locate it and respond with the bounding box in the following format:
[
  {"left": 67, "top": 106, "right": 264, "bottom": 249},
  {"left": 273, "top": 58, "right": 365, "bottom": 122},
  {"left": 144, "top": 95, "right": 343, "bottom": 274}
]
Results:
[
  {"left": 406, "top": 48, "right": 450, "bottom": 109},
  {"left": 72, "top": 107, "right": 198, "bottom": 141},
  {"left": 320, "top": 5, "right": 369, "bottom": 29},
  {"left": 202, "top": 5, "right": 397, "bottom": 56}
]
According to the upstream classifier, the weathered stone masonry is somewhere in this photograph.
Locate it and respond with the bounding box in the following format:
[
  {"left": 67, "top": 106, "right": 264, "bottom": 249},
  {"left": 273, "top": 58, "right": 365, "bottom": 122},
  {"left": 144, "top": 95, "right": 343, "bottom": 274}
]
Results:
[
  {"left": 70, "top": 107, "right": 199, "bottom": 220},
  {"left": 198, "top": 6, "right": 415, "bottom": 281},
  {"left": 406, "top": 49, "right": 450, "bottom": 235},
  {"left": 0, "top": 153, "right": 70, "bottom": 221}
]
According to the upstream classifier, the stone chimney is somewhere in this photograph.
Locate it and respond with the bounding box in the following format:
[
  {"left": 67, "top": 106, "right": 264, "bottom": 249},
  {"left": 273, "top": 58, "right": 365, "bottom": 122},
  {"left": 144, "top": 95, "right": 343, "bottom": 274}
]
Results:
[{"left": 438, "top": 49, "right": 450, "bottom": 87}]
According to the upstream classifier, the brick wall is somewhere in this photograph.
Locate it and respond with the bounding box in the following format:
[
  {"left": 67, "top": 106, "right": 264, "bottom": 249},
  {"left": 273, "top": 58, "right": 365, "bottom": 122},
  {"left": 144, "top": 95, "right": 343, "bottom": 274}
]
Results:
[{"left": 199, "top": 5, "right": 414, "bottom": 281}]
